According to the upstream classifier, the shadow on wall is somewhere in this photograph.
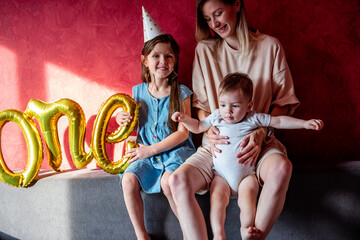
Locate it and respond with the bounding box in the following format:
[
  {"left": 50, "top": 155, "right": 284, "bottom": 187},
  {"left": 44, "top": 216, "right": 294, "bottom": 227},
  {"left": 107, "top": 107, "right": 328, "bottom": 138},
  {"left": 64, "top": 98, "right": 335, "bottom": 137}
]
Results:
[
  {"left": 0, "top": 0, "right": 359, "bottom": 171},
  {"left": 0, "top": 0, "right": 196, "bottom": 170},
  {"left": 0, "top": 0, "right": 196, "bottom": 106}
]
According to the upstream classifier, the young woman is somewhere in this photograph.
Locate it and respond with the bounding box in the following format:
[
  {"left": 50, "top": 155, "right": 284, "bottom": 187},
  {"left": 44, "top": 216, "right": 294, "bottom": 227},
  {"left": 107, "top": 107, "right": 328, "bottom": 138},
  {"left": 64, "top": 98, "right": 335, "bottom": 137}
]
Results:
[{"left": 169, "top": 1, "right": 300, "bottom": 239}]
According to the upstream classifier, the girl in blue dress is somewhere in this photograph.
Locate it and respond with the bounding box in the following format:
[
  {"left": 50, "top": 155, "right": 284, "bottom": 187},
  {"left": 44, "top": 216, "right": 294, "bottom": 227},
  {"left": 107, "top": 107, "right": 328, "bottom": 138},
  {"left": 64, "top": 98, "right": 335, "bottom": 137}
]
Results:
[{"left": 116, "top": 34, "right": 196, "bottom": 240}]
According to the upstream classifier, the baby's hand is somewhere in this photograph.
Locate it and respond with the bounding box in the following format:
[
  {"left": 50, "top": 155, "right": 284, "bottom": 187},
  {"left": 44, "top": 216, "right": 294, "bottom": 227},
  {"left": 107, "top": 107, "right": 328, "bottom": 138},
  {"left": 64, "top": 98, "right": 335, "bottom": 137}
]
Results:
[
  {"left": 116, "top": 111, "right": 132, "bottom": 127},
  {"left": 304, "top": 119, "right": 324, "bottom": 130},
  {"left": 171, "top": 112, "right": 184, "bottom": 122}
]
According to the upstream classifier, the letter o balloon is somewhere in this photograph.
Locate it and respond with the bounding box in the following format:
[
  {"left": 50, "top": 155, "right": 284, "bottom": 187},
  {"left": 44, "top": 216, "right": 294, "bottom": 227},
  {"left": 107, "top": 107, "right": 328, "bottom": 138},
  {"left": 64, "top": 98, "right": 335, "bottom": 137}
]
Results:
[{"left": 0, "top": 109, "right": 43, "bottom": 187}]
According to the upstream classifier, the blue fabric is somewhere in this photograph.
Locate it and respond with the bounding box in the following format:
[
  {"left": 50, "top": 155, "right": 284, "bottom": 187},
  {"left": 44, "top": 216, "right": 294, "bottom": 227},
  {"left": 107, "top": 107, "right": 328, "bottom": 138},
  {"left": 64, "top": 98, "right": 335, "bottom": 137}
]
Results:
[{"left": 120, "top": 83, "right": 196, "bottom": 193}]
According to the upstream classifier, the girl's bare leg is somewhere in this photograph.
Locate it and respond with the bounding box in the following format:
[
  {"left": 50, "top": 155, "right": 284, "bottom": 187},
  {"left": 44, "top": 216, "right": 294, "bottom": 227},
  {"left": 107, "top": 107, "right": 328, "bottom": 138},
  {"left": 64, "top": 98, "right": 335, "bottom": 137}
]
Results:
[
  {"left": 237, "top": 174, "right": 261, "bottom": 240},
  {"left": 255, "top": 153, "right": 292, "bottom": 239},
  {"left": 122, "top": 172, "right": 151, "bottom": 240},
  {"left": 161, "top": 171, "right": 179, "bottom": 218},
  {"left": 210, "top": 175, "right": 231, "bottom": 240},
  {"left": 169, "top": 164, "right": 208, "bottom": 240}
]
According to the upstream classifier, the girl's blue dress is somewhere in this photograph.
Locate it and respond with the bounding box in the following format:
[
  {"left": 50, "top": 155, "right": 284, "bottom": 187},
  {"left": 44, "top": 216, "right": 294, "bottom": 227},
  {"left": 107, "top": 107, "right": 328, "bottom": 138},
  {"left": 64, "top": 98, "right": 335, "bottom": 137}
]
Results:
[{"left": 120, "top": 82, "right": 196, "bottom": 193}]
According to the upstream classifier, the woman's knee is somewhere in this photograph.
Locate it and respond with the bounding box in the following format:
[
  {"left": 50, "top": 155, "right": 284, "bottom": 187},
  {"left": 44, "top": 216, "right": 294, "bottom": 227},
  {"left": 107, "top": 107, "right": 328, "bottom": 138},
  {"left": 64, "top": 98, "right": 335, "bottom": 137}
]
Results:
[
  {"left": 169, "top": 168, "right": 189, "bottom": 193},
  {"left": 261, "top": 154, "right": 292, "bottom": 186},
  {"left": 169, "top": 165, "right": 204, "bottom": 197},
  {"left": 275, "top": 157, "right": 293, "bottom": 183}
]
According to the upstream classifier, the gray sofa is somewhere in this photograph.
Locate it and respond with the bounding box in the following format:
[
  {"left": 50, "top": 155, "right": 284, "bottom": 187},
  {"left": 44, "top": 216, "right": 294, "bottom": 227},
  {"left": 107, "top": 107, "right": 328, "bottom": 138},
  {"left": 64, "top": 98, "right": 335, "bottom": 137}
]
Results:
[{"left": 1, "top": 161, "right": 360, "bottom": 240}]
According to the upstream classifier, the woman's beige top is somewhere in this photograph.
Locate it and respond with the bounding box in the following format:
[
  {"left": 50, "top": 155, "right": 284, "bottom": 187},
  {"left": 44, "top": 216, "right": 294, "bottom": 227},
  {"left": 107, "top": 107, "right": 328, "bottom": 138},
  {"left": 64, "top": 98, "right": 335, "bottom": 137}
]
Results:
[{"left": 192, "top": 33, "right": 300, "bottom": 116}]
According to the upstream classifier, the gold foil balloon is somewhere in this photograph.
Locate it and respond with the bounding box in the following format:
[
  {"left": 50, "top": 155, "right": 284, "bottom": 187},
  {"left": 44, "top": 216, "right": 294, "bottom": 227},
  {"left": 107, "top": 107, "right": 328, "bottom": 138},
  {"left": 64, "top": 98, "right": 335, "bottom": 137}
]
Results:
[
  {"left": 0, "top": 94, "right": 141, "bottom": 187},
  {"left": 25, "top": 99, "right": 93, "bottom": 171},
  {"left": 115, "top": 140, "right": 139, "bottom": 173},
  {"left": 0, "top": 109, "right": 43, "bottom": 187},
  {"left": 92, "top": 93, "right": 140, "bottom": 174}
]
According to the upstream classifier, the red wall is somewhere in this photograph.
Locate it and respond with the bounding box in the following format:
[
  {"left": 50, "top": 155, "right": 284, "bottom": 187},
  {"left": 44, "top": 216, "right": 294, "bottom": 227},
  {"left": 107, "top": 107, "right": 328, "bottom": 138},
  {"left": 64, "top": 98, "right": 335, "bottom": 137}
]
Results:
[
  {"left": 0, "top": 0, "right": 359, "bottom": 171},
  {"left": 246, "top": 0, "right": 360, "bottom": 163}
]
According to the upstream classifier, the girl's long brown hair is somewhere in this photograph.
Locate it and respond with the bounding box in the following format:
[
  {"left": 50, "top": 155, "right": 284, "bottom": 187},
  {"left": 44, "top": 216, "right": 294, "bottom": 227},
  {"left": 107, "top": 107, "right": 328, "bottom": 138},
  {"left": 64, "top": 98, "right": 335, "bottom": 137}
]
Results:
[{"left": 141, "top": 34, "right": 181, "bottom": 132}]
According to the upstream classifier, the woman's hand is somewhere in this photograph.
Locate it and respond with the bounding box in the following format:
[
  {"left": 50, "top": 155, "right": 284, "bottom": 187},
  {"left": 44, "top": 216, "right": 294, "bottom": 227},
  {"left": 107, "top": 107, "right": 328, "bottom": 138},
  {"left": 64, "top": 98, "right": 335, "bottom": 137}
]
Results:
[
  {"left": 115, "top": 110, "right": 132, "bottom": 127},
  {"left": 124, "top": 144, "right": 155, "bottom": 163},
  {"left": 237, "top": 128, "right": 266, "bottom": 166},
  {"left": 208, "top": 125, "right": 229, "bottom": 158}
]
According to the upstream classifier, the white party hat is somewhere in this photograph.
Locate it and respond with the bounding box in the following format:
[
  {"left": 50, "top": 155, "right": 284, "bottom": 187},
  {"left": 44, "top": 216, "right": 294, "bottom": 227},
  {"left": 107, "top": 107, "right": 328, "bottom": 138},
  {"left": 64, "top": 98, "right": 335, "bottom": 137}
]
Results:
[{"left": 142, "top": 6, "right": 165, "bottom": 42}]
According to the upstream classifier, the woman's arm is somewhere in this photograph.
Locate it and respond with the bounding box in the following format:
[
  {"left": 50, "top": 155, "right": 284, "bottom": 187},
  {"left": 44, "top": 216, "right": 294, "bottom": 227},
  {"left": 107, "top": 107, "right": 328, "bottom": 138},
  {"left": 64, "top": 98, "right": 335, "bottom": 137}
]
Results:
[{"left": 125, "top": 96, "right": 192, "bottom": 162}]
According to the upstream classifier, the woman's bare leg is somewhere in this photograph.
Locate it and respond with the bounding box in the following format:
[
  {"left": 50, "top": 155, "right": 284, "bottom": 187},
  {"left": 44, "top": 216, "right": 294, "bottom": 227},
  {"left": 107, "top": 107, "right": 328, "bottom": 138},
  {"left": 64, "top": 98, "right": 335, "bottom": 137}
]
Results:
[
  {"left": 169, "top": 164, "right": 208, "bottom": 240},
  {"left": 122, "top": 172, "right": 150, "bottom": 240},
  {"left": 255, "top": 153, "right": 292, "bottom": 239},
  {"left": 210, "top": 175, "right": 231, "bottom": 240}
]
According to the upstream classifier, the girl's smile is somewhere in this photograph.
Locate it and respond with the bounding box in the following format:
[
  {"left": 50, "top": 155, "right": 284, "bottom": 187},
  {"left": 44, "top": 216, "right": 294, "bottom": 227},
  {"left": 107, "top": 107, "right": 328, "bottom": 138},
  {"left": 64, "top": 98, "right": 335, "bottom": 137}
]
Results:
[
  {"left": 142, "top": 42, "right": 175, "bottom": 82},
  {"left": 157, "top": 65, "right": 169, "bottom": 71}
]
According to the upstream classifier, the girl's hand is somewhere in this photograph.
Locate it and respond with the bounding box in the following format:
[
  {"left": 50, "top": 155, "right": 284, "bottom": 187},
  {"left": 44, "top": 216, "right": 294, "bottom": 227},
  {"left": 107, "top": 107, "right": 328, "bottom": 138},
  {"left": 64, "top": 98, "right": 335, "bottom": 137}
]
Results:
[
  {"left": 124, "top": 144, "right": 155, "bottom": 163},
  {"left": 237, "top": 129, "right": 266, "bottom": 166},
  {"left": 208, "top": 125, "right": 229, "bottom": 158},
  {"left": 304, "top": 119, "right": 324, "bottom": 130},
  {"left": 115, "top": 110, "right": 132, "bottom": 127}
]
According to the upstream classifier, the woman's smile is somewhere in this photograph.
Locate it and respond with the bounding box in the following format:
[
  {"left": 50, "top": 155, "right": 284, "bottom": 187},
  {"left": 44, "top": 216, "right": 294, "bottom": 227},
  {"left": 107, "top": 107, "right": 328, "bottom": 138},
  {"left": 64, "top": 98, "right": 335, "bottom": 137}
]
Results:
[{"left": 216, "top": 24, "right": 228, "bottom": 33}]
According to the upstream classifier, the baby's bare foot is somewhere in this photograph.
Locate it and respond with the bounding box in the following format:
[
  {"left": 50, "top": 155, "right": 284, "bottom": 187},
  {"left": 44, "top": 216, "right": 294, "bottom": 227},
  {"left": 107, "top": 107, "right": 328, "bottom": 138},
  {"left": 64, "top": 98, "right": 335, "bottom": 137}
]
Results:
[{"left": 241, "top": 226, "right": 263, "bottom": 240}]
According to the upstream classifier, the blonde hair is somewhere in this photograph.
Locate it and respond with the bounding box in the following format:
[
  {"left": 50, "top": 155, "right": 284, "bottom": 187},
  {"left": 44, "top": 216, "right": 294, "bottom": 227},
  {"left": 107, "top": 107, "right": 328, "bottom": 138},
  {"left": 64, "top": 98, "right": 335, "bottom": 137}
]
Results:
[
  {"left": 195, "top": 0, "right": 255, "bottom": 56},
  {"left": 141, "top": 34, "right": 180, "bottom": 132}
]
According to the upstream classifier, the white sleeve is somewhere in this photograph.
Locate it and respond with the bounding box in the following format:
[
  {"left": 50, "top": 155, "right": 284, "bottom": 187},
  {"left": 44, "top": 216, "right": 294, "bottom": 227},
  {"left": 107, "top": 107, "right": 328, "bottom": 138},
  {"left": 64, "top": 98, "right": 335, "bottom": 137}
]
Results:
[{"left": 200, "top": 109, "right": 220, "bottom": 128}]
